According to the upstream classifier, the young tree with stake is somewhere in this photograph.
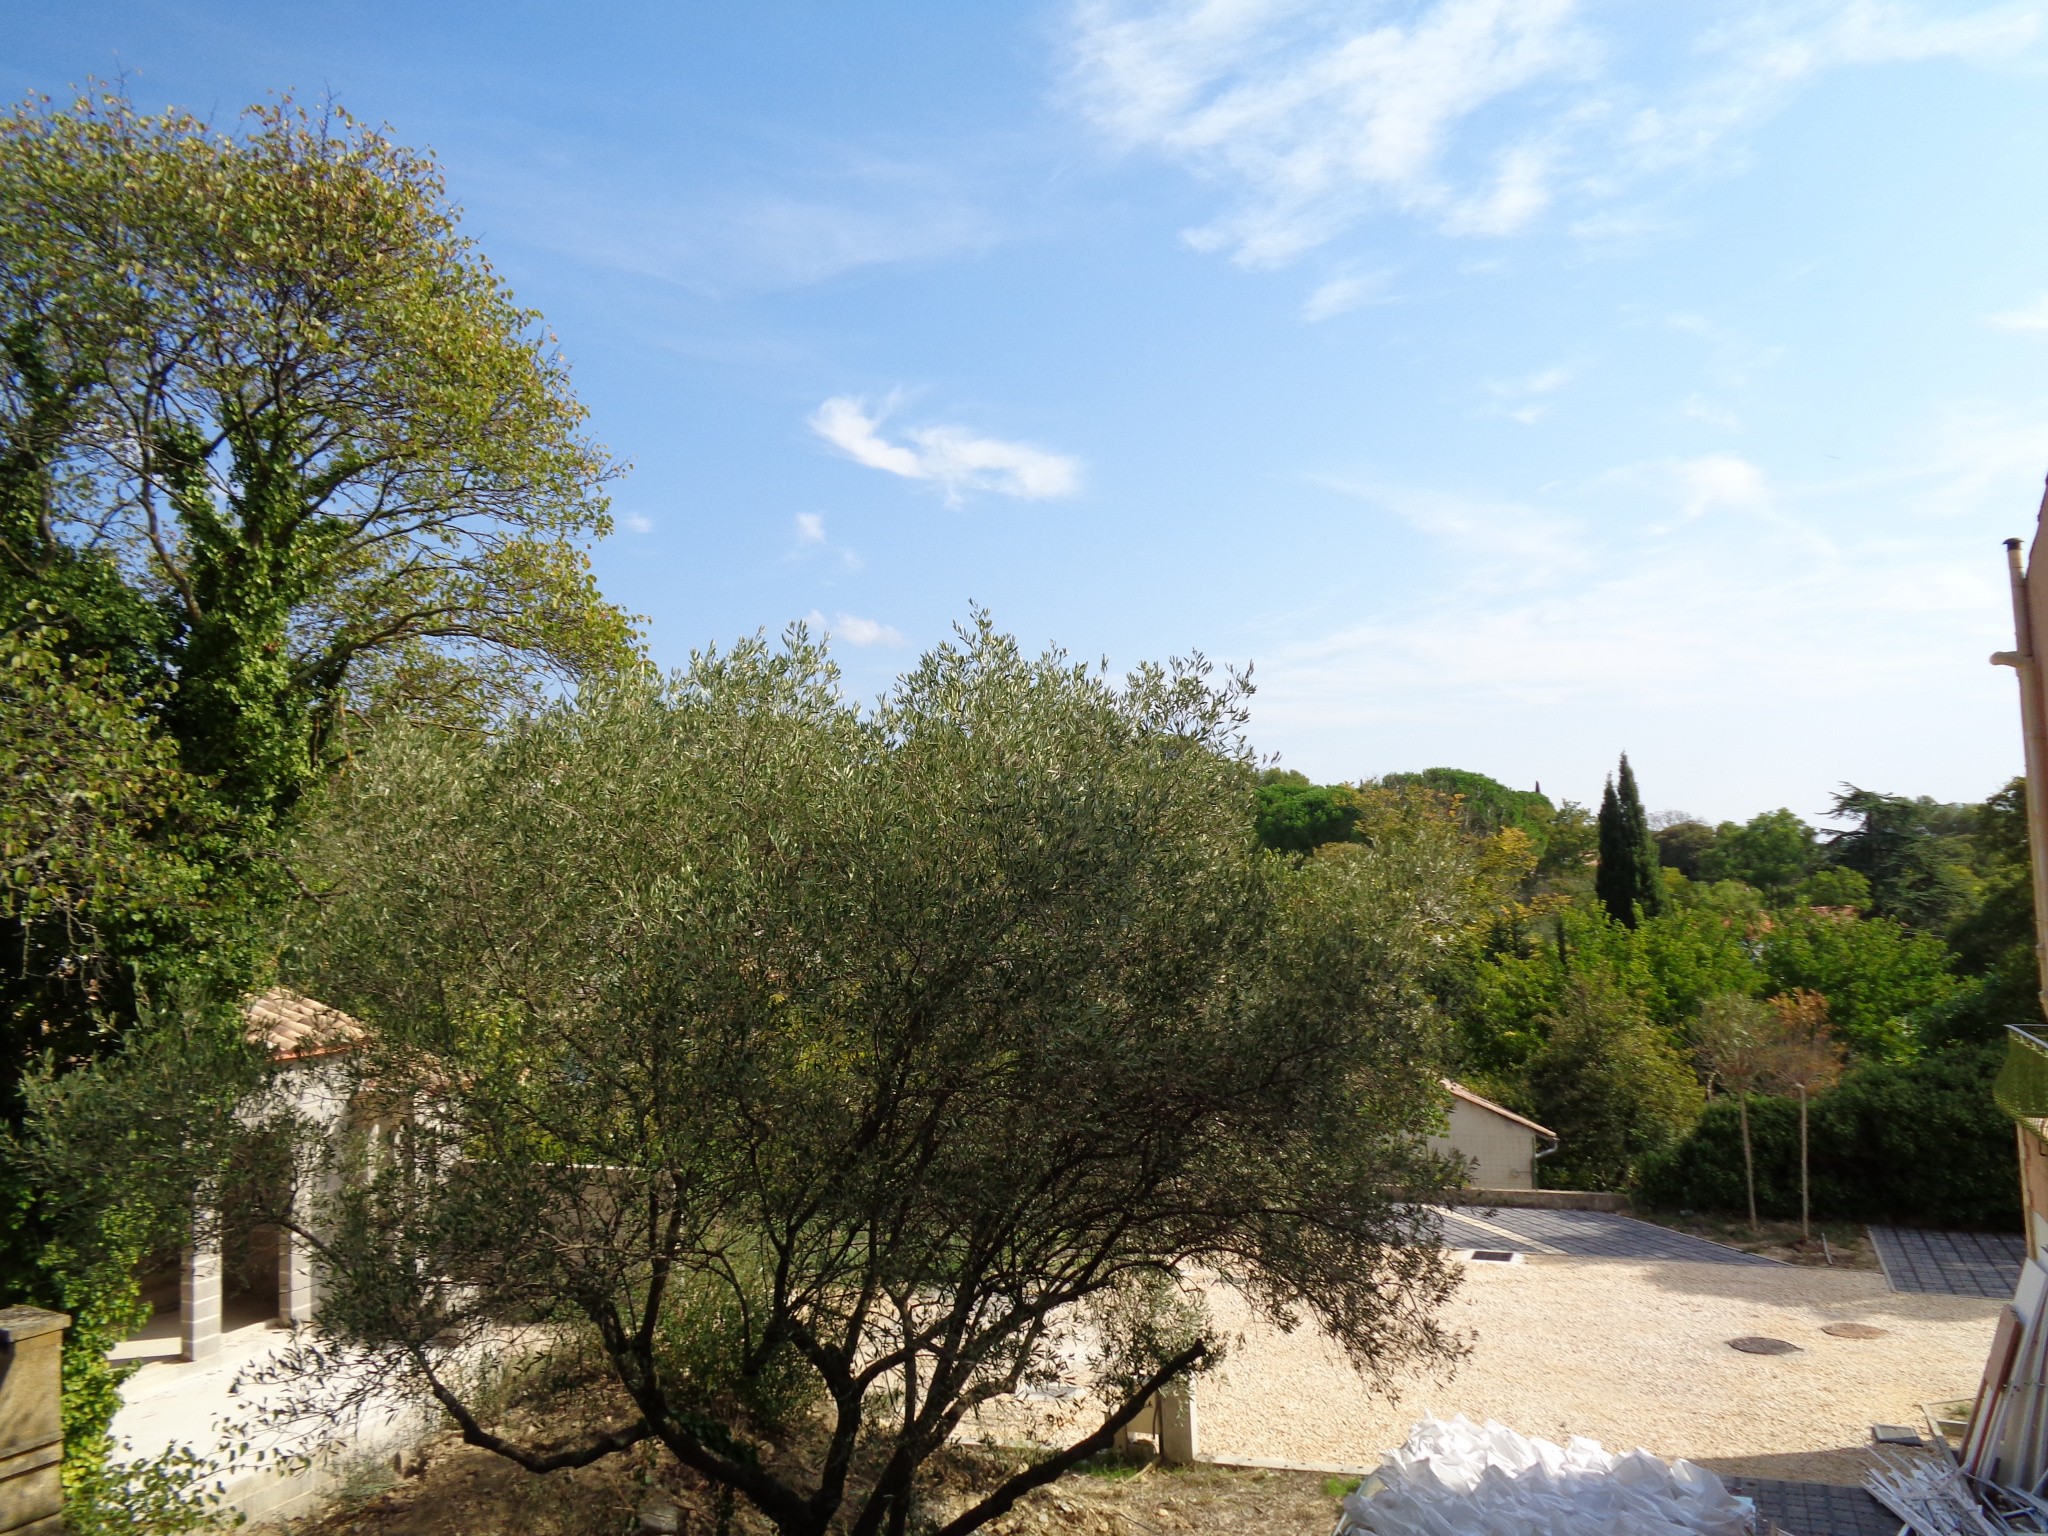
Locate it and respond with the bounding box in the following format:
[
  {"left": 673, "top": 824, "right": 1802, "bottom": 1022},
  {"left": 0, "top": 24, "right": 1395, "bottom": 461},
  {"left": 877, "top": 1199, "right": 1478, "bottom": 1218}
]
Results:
[
  {"left": 1766, "top": 989, "right": 1845, "bottom": 1243},
  {"left": 1693, "top": 993, "right": 1775, "bottom": 1233}
]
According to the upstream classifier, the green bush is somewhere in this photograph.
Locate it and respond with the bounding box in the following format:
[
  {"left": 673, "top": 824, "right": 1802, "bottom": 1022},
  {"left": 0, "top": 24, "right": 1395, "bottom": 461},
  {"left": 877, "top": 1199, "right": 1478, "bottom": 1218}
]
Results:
[{"left": 1639, "top": 1044, "right": 2019, "bottom": 1228}]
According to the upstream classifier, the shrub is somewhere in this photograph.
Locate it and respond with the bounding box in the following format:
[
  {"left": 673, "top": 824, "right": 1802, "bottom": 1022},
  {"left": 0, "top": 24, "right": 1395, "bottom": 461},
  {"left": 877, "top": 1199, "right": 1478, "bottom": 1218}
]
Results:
[
  {"left": 1526, "top": 979, "right": 1701, "bottom": 1191},
  {"left": 1639, "top": 1044, "right": 2018, "bottom": 1228}
]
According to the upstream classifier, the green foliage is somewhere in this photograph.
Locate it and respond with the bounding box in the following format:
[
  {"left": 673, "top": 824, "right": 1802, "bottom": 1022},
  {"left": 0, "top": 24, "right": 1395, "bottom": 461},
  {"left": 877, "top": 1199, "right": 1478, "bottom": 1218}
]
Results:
[
  {"left": 12, "top": 997, "right": 270, "bottom": 1531},
  {"left": 1522, "top": 978, "right": 1702, "bottom": 1190},
  {"left": 1700, "top": 809, "right": 1819, "bottom": 898},
  {"left": 1641, "top": 1045, "right": 2017, "bottom": 1228},
  {"left": 276, "top": 620, "right": 1473, "bottom": 1536},
  {"left": 1824, "top": 787, "right": 1983, "bottom": 931},
  {"left": 1381, "top": 768, "right": 1553, "bottom": 855},
  {"left": 0, "top": 91, "right": 636, "bottom": 817},
  {"left": 1757, "top": 909, "right": 1955, "bottom": 1061},
  {"left": 0, "top": 95, "right": 642, "bottom": 1516},
  {"left": 1594, "top": 755, "right": 1661, "bottom": 928},
  {"left": 1654, "top": 820, "right": 1718, "bottom": 880},
  {"left": 0, "top": 623, "right": 256, "bottom": 1125},
  {"left": 60, "top": 1440, "right": 242, "bottom": 1536},
  {"left": 1791, "top": 867, "right": 1870, "bottom": 910},
  {"left": 0, "top": 83, "right": 638, "bottom": 1106},
  {"left": 1254, "top": 770, "right": 1361, "bottom": 854}
]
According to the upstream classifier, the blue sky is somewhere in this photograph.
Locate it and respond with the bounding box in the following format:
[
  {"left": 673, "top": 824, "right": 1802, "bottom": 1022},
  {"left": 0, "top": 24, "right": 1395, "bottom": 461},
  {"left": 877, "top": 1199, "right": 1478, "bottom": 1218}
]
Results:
[{"left": 11, "top": 1, "right": 2048, "bottom": 822}]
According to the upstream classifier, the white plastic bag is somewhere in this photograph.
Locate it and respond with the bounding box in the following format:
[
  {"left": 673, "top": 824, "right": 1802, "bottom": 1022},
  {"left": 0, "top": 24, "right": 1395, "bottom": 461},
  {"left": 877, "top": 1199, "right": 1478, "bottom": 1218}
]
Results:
[{"left": 1337, "top": 1416, "right": 1754, "bottom": 1536}]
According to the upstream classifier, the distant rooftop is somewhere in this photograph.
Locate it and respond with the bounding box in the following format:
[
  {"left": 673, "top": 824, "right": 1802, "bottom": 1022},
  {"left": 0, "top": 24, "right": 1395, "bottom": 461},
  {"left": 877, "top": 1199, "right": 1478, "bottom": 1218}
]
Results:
[{"left": 244, "top": 988, "right": 363, "bottom": 1061}]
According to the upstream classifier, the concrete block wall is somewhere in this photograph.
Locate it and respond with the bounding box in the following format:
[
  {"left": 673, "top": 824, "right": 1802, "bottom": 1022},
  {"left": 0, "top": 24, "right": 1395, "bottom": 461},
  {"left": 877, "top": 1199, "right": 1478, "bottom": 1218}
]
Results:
[{"left": 0, "top": 1306, "right": 69, "bottom": 1536}]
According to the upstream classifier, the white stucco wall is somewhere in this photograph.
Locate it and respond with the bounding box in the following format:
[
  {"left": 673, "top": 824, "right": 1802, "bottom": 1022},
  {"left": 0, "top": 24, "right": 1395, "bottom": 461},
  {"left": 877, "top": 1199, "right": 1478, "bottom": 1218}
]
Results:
[{"left": 1426, "top": 1096, "right": 1541, "bottom": 1189}]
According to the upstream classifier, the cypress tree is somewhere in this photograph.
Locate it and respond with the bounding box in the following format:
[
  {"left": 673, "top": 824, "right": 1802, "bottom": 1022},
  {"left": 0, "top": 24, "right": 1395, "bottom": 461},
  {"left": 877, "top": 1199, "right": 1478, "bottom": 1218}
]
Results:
[
  {"left": 1596, "top": 776, "right": 1634, "bottom": 926},
  {"left": 1616, "top": 753, "right": 1663, "bottom": 920},
  {"left": 1595, "top": 753, "right": 1664, "bottom": 927}
]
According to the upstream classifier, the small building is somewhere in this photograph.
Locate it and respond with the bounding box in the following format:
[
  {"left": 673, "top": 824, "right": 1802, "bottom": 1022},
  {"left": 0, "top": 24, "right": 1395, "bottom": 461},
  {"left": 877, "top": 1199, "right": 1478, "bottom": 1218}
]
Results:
[
  {"left": 119, "top": 989, "right": 362, "bottom": 1366},
  {"left": 1428, "top": 1080, "right": 1556, "bottom": 1191}
]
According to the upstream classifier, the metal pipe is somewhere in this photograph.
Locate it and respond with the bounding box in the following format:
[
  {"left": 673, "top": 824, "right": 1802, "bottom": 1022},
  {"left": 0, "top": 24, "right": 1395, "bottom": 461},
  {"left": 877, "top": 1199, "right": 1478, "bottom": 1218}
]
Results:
[{"left": 1999, "top": 500, "right": 2048, "bottom": 1025}]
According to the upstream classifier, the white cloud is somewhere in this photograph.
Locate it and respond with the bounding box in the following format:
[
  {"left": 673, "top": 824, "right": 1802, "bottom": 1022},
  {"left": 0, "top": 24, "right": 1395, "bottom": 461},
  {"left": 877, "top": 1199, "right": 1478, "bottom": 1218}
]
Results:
[
  {"left": 1484, "top": 364, "right": 1574, "bottom": 423},
  {"left": 787, "top": 511, "right": 865, "bottom": 571},
  {"left": 1065, "top": 0, "right": 2048, "bottom": 265},
  {"left": 809, "top": 397, "right": 1082, "bottom": 502},
  {"left": 1681, "top": 395, "right": 1742, "bottom": 430},
  {"left": 471, "top": 147, "right": 1000, "bottom": 297},
  {"left": 1069, "top": 0, "right": 1592, "bottom": 266},
  {"left": 622, "top": 514, "right": 655, "bottom": 534},
  {"left": 1674, "top": 453, "right": 1767, "bottom": 520},
  {"left": 1991, "top": 294, "right": 2048, "bottom": 332},
  {"left": 805, "top": 609, "right": 907, "bottom": 647},
  {"left": 1253, "top": 434, "right": 2039, "bottom": 817},
  {"left": 1303, "top": 270, "right": 1395, "bottom": 321}
]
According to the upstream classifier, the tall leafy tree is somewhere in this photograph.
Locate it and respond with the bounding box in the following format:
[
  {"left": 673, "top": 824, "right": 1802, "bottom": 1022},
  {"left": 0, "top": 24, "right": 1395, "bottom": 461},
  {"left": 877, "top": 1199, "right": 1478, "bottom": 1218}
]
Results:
[
  {"left": 0, "top": 91, "right": 640, "bottom": 1498},
  {"left": 1692, "top": 993, "right": 1775, "bottom": 1232},
  {"left": 1700, "top": 809, "right": 1819, "bottom": 898},
  {"left": 1823, "top": 788, "right": 1980, "bottom": 930},
  {"left": 0, "top": 90, "right": 638, "bottom": 1077},
  {"left": 1594, "top": 753, "right": 1661, "bottom": 927},
  {"left": 1253, "top": 769, "right": 1361, "bottom": 853}
]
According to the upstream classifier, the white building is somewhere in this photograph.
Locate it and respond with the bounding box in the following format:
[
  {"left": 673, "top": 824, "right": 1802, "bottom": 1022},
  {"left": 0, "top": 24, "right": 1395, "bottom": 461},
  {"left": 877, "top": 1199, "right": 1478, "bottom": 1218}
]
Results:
[{"left": 1428, "top": 1080, "right": 1556, "bottom": 1191}]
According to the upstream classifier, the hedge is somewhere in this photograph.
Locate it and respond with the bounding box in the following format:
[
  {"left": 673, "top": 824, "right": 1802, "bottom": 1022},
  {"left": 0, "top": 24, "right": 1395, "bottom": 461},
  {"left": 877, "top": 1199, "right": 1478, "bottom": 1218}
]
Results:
[{"left": 1636, "top": 1043, "right": 2020, "bottom": 1229}]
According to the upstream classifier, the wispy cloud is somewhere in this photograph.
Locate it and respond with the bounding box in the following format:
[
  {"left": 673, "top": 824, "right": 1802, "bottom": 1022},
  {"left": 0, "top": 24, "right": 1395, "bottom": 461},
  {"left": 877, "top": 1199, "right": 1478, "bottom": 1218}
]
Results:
[
  {"left": 465, "top": 144, "right": 999, "bottom": 297},
  {"left": 1065, "top": 0, "right": 2048, "bottom": 266},
  {"left": 809, "top": 397, "right": 1082, "bottom": 502},
  {"left": 1303, "top": 270, "right": 1395, "bottom": 321},
  {"left": 622, "top": 513, "right": 655, "bottom": 534},
  {"left": 1254, "top": 419, "right": 2048, "bottom": 814},
  {"left": 805, "top": 609, "right": 907, "bottom": 647},
  {"left": 1483, "top": 364, "right": 1574, "bottom": 424},
  {"left": 1991, "top": 294, "right": 2048, "bottom": 332},
  {"left": 787, "top": 512, "right": 863, "bottom": 571}
]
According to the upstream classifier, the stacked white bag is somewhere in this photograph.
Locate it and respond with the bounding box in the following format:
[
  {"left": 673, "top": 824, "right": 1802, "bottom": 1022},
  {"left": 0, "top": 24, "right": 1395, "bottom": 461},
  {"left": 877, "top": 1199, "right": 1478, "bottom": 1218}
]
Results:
[{"left": 1336, "top": 1416, "right": 1756, "bottom": 1536}]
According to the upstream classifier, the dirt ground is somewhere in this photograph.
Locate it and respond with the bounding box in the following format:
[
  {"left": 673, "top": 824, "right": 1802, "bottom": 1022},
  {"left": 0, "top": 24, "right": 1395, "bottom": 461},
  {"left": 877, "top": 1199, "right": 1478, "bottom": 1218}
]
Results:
[
  {"left": 1634, "top": 1212, "right": 1882, "bottom": 1270},
  {"left": 1184, "top": 1256, "right": 1996, "bottom": 1487},
  {"left": 276, "top": 1436, "right": 1340, "bottom": 1536},
  {"left": 271, "top": 1245, "right": 1999, "bottom": 1531}
]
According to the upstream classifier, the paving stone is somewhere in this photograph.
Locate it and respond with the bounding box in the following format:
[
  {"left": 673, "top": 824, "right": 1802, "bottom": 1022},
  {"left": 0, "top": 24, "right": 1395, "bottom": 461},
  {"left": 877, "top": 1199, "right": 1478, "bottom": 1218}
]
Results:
[
  {"left": 1868, "top": 1226, "right": 2025, "bottom": 1299},
  {"left": 1724, "top": 1476, "right": 1897, "bottom": 1536},
  {"left": 1431, "top": 1206, "right": 1777, "bottom": 1265}
]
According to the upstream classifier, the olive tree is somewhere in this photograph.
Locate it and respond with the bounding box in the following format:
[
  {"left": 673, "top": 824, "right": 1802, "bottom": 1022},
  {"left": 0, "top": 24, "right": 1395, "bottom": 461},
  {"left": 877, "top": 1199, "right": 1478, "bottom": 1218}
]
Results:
[{"left": 274, "top": 621, "right": 1468, "bottom": 1536}]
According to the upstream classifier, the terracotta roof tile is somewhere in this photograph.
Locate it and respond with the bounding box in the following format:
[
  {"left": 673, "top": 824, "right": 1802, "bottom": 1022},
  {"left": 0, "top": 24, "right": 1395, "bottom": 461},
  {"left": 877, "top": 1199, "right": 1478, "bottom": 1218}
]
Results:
[{"left": 244, "top": 988, "right": 365, "bottom": 1061}]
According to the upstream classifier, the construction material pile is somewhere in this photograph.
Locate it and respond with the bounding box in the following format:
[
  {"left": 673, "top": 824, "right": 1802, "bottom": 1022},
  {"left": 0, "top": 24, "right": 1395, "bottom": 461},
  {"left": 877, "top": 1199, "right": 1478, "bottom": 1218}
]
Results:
[{"left": 1336, "top": 1416, "right": 1755, "bottom": 1536}]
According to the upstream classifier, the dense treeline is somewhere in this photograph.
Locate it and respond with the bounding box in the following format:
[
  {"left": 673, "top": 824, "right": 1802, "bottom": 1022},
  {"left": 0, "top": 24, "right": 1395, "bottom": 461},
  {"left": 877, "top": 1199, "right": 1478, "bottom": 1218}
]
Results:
[
  {"left": 0, "top": 90, "right": 634, "bottom": 1528},
  {"left": 1255, "top": 763, "right": 2031, "bottom": 1226}
]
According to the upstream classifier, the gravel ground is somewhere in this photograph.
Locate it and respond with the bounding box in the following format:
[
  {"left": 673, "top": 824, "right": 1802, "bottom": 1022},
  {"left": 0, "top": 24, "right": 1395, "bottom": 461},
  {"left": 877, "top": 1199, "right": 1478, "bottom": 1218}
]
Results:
[{"left": 1192, "top": 1256, "right": 2000, "bottom": 1487}]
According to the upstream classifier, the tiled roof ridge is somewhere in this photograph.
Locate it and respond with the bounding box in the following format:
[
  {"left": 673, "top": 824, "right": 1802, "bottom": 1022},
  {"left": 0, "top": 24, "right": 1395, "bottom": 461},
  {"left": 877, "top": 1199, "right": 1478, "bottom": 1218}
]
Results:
[{"left": 244, "top": 986, "right": 365, "bottom": 1061}]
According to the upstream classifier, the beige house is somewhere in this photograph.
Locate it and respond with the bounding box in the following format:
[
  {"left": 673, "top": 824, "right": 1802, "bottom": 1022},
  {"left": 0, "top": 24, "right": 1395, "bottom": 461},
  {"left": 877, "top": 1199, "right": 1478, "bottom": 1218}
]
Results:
[
  {"left": 1427, "top": 1080, "right": 1556, "bottom": 1191},
  {"left": 120, "top": 989, "right": 362, "bottom": 1366}
]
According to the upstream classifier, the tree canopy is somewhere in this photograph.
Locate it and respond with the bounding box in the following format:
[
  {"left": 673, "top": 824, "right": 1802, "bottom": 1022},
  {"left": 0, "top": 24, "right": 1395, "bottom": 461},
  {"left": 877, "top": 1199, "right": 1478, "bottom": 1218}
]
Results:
[
  {"left": 0, "top": 89, "right": 638, "bottom": 1083},
  {"left": 1594, "top": 754, "right": 1661, "bottom": 928},
  {"left": 270, "top": 623, "right": 1471, "bottom": 1536},
  {"left": 0, "top": 90, "right": 636, "bottom": 815}
]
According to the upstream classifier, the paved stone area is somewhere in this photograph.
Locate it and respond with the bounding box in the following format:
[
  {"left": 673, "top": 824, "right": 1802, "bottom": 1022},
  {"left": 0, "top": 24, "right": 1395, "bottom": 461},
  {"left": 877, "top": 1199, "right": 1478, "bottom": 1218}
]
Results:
[
  {"left": 1434, "top": 1209, "right": 1517, "bottom": 1252},
  {"left": 1431, "top": 1205, "right": 1777, "bottom": 1265},
  {"left": 1724, "top": 1475, "right": 1897, "bottom": 1536},
  {"left": 1868, "top": 1226, "right": 2026, "bottom": 1299}
]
